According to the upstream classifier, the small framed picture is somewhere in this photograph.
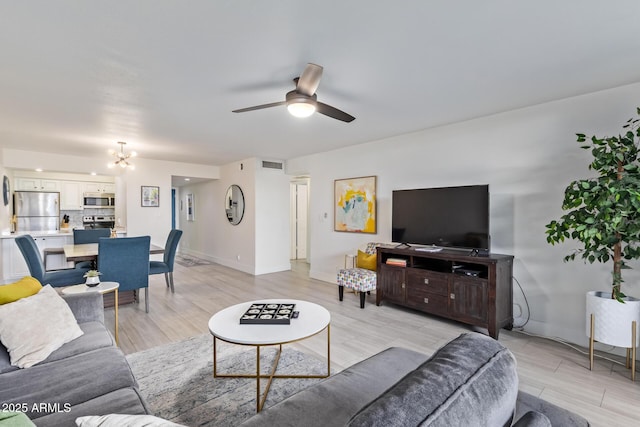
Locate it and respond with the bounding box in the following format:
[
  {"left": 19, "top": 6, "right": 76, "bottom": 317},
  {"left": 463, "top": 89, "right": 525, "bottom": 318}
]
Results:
[
  {"left": 186, "top": 193, "right": 195, "bottom": 221},
  {"left": 141, "top": 186, "right": 160, "bottom": 207}
]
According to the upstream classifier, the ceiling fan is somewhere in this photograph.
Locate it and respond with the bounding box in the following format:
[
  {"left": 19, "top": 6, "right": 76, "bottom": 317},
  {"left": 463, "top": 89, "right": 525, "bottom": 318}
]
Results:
[{"left": 232, "top": 63, "right": 355, "bottom": 123}]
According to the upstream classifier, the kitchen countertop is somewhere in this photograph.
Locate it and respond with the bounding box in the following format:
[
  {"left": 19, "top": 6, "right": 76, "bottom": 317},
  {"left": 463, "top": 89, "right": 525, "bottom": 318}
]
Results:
[
  {"left": 1, "top": 230, "right": 74, "bottom": 239},
  {"left": 1, "top": 228, "right": 127, "bottom": 239}
]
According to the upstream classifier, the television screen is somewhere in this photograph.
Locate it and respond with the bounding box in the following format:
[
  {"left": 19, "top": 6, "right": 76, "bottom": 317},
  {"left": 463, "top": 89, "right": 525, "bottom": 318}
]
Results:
[{"left": 391, "top": 185, "right": 490, "bottom": 251}]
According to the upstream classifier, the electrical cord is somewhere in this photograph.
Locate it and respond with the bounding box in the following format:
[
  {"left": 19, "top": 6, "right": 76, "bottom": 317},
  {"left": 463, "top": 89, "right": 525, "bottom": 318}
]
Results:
[
  {"left": 512, "top": 275, "right": 530, "bottom": 328},
  {"left": 512, "top": 329, "right": 632, "bottom": 368},
  {"left": 510, "top": 275, "right": 633, "bottom": 368}
]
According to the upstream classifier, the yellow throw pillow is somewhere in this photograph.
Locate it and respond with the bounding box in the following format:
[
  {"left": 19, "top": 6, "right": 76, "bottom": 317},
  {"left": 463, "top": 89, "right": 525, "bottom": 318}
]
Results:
[
  {"left": 0, "top": 276, "right": 43, "bottom": 305},
  {"left": 357, "top": 250, "right": 377, "bottom": 271}
]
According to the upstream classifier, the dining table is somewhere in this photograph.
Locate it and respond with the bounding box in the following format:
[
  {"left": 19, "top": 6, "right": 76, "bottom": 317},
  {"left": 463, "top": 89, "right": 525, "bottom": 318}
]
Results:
[{"left": 63, "top": 242, "right": 165, "bottom": 263}]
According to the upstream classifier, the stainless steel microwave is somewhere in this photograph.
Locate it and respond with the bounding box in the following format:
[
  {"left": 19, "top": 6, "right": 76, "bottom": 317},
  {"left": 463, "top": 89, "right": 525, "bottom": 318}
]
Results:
[{"left": 83, "top": 192, "right": 115, "bottom": 208}]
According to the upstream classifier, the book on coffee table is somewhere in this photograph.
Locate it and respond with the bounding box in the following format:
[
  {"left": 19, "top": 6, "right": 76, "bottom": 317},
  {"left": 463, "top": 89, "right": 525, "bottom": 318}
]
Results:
[{"left": 240, "top": 303, "right": 297, "bottom": 325}]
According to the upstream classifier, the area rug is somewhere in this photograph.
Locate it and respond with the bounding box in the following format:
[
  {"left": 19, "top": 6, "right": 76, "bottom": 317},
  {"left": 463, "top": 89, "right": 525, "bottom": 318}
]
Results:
[
  {"left": 126, "top": 334, "right": 330, "bottom": 426},
  {"left": 175, "top": 255, "right": 213, "bottom": 267}
]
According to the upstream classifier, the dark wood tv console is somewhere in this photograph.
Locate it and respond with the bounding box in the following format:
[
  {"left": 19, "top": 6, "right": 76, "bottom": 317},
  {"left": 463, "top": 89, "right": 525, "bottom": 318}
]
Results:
[{"left": 376, "top": 246, "right": 514, "bottom": 339}]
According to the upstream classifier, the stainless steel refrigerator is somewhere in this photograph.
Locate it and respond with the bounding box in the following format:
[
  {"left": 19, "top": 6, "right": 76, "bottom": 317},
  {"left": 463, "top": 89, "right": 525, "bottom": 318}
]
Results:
[{"left": 14, "top": 191, "right": 60, "bottom": 232}]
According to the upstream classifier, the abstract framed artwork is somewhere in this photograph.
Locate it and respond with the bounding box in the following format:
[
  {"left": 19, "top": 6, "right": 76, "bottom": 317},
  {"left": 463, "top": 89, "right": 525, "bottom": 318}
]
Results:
[
  {"left": 141, "top": 186, "right": 159, "bottom": 207},
  {"left": 334, "top": 175, "right": 377, "bottom": 233},
  {"left": 186, "top": 193, "right": 195, "bottom": 221}
]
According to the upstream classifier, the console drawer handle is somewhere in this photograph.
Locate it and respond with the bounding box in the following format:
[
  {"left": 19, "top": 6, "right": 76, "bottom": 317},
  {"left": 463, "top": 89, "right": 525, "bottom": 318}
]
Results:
[
  {"left": 424, "top": 297, "right": 429, "bottom": 304},
  {"left": 402, "top": 283, "right": 406, "bottom": 289},
  {"left": 424, "top": 278, "right": 429, "bottom": 285},
  {"left": 450, "top": 293, "right": 455, "bottom": 300}
]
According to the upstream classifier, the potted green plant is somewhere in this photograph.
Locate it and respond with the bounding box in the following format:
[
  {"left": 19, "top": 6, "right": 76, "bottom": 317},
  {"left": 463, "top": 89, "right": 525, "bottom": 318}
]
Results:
[
  {"left": 84, "top": 270, "right": 102, "bottom": 287},
  {"left": 545, "top": 108, "right": 640, "bottom": 352}
]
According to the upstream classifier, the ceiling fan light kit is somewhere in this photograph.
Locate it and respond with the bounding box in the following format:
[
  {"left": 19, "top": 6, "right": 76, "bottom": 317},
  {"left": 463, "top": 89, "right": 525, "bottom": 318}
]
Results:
[
  {"left": 286, "top": 91, "right": 317, "bottom": 118},
  {"left": 233, "top": 63, "right": 355, "bottom": 123}
]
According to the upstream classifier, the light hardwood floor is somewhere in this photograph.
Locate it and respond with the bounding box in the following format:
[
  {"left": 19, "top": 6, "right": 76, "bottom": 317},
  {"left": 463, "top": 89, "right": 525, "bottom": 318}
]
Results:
[{"left": 106, "top": 260, "right": 640, "bottom": 426}]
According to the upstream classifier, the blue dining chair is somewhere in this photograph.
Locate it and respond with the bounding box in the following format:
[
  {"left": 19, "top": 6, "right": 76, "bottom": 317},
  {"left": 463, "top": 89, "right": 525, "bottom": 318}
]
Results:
[
  {"left": 98, "top": 236, "right": 151, "bottom": 313},
  {"left": 149, "top": 229, "right": 183, "bottom": 293},
  {"left": 74, "top": 228, "right": 111, "bottom": 244},
  {"left": 15, "top": 235, "right": 90, "bottom": 287},
  {"left": 73, "top": 228, "right": 111, "bottom": 269}
]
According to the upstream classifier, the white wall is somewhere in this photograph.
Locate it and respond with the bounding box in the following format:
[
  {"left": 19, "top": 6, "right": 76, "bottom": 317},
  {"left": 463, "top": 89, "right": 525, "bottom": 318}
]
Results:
[
  {"left": 287, "top": 81, "right": 640, "bottom": 347},
  {"left": 177, "top": 158, "right": 290, "bottom": 275},
  {"left": 0, "top": 152, "right": 12, "bottom": 281},
  {"left": 178, "top": 159, "right": 256, "bottom": 273},
  {"left": 177, "top": 180, "right": 221, "bottom": 264},
  {"left": 255, "top": 162, "right": 291, "bottom": 274}
]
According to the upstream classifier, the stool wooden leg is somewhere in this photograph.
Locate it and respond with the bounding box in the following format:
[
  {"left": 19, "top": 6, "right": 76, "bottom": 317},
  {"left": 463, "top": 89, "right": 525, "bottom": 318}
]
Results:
[
  {"left": 359, "top": 291, "right": 365, "bottom": 309},
  {"left": 338, "top": 285, "right": 344, "bottom": 301}
]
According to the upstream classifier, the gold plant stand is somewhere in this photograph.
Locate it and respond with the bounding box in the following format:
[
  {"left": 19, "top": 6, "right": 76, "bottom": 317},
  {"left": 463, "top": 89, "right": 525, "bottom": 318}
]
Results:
[{"left": 589, "top": 314, "right": 636, "bottom": 381}]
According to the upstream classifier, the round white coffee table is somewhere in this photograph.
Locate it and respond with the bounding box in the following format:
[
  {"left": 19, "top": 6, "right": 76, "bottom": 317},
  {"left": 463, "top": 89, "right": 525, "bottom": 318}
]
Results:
[
  {"left": 62, "top": 281, "right": 120, "bottom": 346},
  {"left": 208, "top": 299, "right": 330, "bottom": 412}
]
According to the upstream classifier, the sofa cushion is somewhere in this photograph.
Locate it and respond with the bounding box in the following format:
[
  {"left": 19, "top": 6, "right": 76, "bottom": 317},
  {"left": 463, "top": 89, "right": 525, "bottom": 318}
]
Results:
[
  {"left": 32, "top": 388, "right": 150, "bottom": 427},
  {"left": 512, "top": 410, "right": 552, "bottom": 427},
  {"left": 347, "top": 333, "right": 518, "bottom": 427},
  {"left": 0, "top": 285, "right": 83, "bottom": 368},
  {"left": 0, "top": 346, "right": 138, "bottom": 420},
  {"left": 240, "top": 347, "right": 430, "bottom": 427},
  {"left": 515, "top": 391, "right": 589, "bottom": 427},
  {"left": 0, "top": 321, "right": 114, "bottom": 375},
  {"left": 62, "top": 292, "right": 105, "bottom": 325},
  {"left": 0, "top": 276, "right": 42, "bottom": 305}
]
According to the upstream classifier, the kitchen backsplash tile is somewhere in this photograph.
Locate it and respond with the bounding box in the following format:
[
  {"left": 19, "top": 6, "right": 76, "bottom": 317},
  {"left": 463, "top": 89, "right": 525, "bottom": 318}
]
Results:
[
  {"left": 61, "top": 208, "right": 116, "bottom": 229},
  {"left": 60, "top": 210, "right": 84, "bottom": 228}
]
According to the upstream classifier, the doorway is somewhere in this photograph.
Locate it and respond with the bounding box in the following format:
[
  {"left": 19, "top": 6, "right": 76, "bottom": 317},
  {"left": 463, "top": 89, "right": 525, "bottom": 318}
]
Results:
[{"left": 290, "top": 180, "right": 309, "bottom": 260}]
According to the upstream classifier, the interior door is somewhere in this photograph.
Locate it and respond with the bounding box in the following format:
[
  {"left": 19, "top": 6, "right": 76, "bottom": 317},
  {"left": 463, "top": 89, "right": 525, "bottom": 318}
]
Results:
[{"left": 290, "top": 183, "right": 308, "bottom": 260}]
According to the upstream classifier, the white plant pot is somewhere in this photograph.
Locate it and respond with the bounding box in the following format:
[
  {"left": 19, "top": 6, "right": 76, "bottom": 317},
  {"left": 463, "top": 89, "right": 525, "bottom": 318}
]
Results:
[
  {"left": 586, "top": 290, "right": 640, "bottom": 348},
  {"left": 85, "top": 276, "right": 100, "bottom": 286}
]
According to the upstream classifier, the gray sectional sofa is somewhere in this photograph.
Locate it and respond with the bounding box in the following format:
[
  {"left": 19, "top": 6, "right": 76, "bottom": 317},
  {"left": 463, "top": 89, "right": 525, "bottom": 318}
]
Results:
[
  {"left": 0, "top": 292, "right": 149, "bottom": 426},
  {"left": 241, "top": 333, "right": 590, "bottom": 427},
  {"left": 0, "top": 292, "right": 590, "bottom": 427}
]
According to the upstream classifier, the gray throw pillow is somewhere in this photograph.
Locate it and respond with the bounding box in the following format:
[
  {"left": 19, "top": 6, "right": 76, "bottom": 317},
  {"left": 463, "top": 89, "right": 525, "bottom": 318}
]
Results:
[{"left": 347, "top": 333, "right": 518, "bottom": 427}]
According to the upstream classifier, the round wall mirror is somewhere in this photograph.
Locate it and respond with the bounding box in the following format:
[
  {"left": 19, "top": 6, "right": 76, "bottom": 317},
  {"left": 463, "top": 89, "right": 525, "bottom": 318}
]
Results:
[{"left": 225, "top": 185, "right": 245, "bottom": 225}]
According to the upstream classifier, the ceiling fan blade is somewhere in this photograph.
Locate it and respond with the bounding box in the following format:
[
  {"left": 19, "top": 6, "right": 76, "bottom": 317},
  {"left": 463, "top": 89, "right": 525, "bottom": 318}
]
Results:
[
  {"left": 296, "top": 63, "right": 323, "bottom": 96},
  {"left": 316, "top": 102, "right": 355, "bottom": 123},
  {"left": 232, "top": 101, "right": 286, "bottom": 113}
]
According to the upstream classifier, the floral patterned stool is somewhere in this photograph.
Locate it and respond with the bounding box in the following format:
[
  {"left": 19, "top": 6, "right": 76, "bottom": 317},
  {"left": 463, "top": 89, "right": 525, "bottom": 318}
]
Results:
[{"left": 336, "top": 242, "right": 380, "bottom": 308}]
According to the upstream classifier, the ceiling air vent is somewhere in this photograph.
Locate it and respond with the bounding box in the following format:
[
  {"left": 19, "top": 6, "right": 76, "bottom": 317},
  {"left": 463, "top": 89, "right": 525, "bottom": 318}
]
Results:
[{"left": 262, "top": 161, "right": 283, "bottom": 170}]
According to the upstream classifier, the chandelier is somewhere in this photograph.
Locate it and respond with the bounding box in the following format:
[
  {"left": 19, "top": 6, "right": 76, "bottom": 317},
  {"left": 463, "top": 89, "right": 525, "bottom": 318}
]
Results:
[{"left": 107, "top": 141, "right": 136, "bottom": 170}]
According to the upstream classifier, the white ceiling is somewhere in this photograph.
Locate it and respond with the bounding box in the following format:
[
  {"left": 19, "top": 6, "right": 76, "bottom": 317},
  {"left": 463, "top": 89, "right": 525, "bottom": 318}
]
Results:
[{"left": 1, "top": 1, "right": 640, "bottom": 167}]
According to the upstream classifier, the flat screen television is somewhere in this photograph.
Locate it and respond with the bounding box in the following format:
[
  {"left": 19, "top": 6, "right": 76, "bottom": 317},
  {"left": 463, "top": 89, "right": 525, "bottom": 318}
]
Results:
[{"left": 392, "top": 184, "right": 490, "bottom": 251}]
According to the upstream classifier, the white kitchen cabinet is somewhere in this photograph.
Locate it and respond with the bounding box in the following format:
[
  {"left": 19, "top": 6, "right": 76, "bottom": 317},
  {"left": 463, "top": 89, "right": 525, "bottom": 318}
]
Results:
[
  {"left": 2, "top": 235, "right": 74, "bottom": 283},
  {"left": 60, "top": 181, "right": 84, "bottom": 210},
  {"left": 38, "top": 236, "right": 73, "bottom": 271},
  {"left": 83, "top": 182, "right": 115, "bottom": 193},
  {"left": 15, "top": 178, "right": 60, "bottom": 192},
  {"left": 3, "top": 238, "right": 29, "bottom": 280}
]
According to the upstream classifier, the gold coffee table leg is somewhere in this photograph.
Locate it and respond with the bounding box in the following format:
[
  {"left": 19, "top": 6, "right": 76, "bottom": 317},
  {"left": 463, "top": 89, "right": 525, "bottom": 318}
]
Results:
[
  {"left": 211, "top": 323, "right": 331, "bottom": 413},
  {"left": 258, "top": 344, "right": 282, "bottom": 412},
  {"left": 327, "top": 324, "right": 331, "bottom": 375},
  {"left": 256, "top": 346, "right": 260, "bottom": 412},
  {"left": 213, "top": 336, "right": 218, "bottom": 377}
]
